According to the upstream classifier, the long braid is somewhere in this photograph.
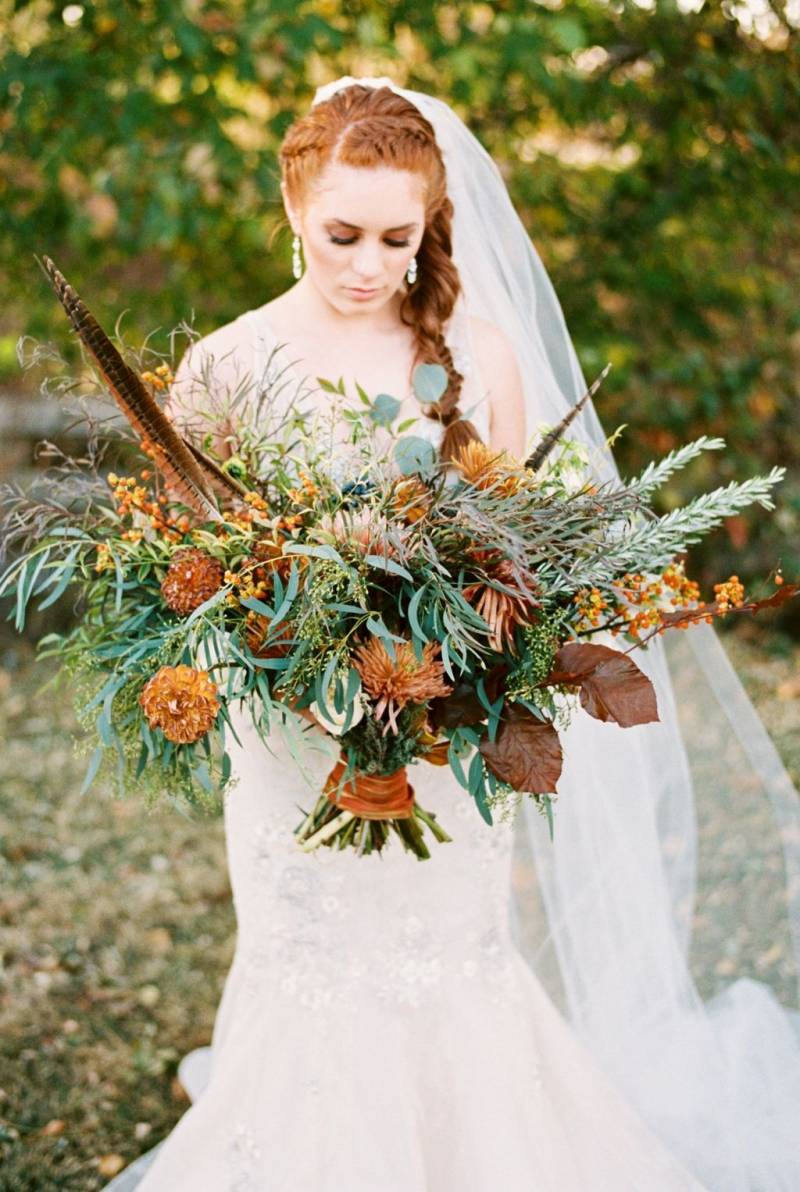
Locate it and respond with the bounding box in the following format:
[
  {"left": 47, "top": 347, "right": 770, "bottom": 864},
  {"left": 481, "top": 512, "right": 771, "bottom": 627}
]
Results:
[
  {"left": 279, "top": 84, "right": 483, "bottom": 462},
  {"left": 398, "top": 195, "right": 482, "bottom": 461}
]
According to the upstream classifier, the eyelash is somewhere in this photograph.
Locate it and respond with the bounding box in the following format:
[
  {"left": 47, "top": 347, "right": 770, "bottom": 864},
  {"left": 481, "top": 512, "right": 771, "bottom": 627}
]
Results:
[{"left": 328, "top": 235, "right": 411, "bottom": 248}]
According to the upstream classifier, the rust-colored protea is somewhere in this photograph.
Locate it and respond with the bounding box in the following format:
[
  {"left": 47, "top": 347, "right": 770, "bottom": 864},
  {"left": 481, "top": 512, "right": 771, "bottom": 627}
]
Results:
[
  {"left": 390, "top": 476, "right": 433, "bottom": 524},
  {"left": 463, "top": 556, "right": 541, "bottom": 654},
  {"left": 245, "top": 613, "right": 295, "bottom": 659},
  {"left": 353, "top": 638, "right": 452, "bottom": 734},
  {"left": 139, "top": 664, "right": 220, "bottom": 743},
  {"left": 316, "top": 510, "right": 399, "bottom": 559},
  {"left": 247, "top": 530, "right": 296, "bottom": 582},
  {"left": 451, "top": 440, "right": 521, "bottom": 495},
  {"left": 161, "top": 548, "right": 224, "bottom": 615}
]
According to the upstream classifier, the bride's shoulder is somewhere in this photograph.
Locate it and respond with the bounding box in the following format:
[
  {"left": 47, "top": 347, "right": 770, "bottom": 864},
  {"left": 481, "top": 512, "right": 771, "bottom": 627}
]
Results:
[
  {"left": 176, "top": 308, "right": 257, "bottom": 378},
  {"left": 467, "top": 314, "right": 517, "bottom": 363},
  {"left": 465, "top": 315, "right": 526, "bottom": 453},
  {"left": 168, "top": 306, "right": 264, "bottom": 413},
  {"left": 466, "top": 315, "right": 523, "bottom": 392}
]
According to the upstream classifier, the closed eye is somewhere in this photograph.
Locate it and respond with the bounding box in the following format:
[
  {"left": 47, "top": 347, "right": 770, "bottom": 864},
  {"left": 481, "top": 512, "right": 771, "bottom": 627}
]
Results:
[{"left": 329, "top": 235, "right": 411, "bottom": 248}]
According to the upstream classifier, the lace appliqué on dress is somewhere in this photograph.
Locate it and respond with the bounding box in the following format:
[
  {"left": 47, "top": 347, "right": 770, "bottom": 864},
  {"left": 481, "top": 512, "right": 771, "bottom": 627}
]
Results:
[
  {"left": 226, "top": 1122, "right": 262, "bottom": 1192},
  {"left": 234, "top": 776, "right": 529, "bottom": 1017}
]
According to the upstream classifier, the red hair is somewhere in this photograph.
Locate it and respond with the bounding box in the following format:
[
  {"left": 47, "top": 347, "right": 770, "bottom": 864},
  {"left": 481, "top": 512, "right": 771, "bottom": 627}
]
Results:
[{"left": 278, "top": 83, "right": 482, "bottom": 462}]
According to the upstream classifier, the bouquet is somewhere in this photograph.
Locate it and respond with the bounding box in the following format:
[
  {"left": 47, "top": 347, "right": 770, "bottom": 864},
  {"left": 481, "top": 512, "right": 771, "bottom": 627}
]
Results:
[{"left": 1, "top": 258, "right": 796, "bottom": 859}]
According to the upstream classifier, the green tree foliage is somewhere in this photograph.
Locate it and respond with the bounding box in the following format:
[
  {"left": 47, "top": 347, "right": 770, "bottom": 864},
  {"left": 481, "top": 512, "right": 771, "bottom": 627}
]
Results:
[{"left": 1, "top": 0, "right": 798, "bottom": 610}]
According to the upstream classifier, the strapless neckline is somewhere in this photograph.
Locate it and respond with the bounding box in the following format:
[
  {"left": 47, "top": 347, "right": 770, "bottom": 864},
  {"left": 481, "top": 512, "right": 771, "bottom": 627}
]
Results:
[
  {"left": 242, "top": 306, "right": 417, "bottom": 407},
  {"left": 239, "top": 302, "right": 491, "bottom": 447}
]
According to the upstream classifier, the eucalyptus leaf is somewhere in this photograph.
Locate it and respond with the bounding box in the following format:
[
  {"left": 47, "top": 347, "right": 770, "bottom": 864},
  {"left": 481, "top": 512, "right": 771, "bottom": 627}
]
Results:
[
  {"left": 412, "top": 362, "right": 448, "bottom": 404},
  {"left": 393, "top": 435, "right": 437, "bottom": 476},
  {"left": 370, "top": 392, "right": 402, "bottom": 427}
]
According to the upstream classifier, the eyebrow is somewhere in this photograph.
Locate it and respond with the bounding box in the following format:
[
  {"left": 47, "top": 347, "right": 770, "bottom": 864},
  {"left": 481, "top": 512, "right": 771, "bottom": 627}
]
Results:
[{"left": 327, "top": 219, "right": 419, "bottom": 232}]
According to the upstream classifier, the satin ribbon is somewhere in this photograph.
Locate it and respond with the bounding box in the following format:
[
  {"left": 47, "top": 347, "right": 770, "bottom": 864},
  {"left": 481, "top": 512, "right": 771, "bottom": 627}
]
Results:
[{"left": 324, "top": 756, "right": 415, "bottom": 820}]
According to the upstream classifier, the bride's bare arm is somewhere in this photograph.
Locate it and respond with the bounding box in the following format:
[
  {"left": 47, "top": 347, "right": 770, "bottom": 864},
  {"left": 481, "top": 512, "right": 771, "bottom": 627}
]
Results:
[{"left": 468, "top": 315, "right": 527, "bottom": 458}]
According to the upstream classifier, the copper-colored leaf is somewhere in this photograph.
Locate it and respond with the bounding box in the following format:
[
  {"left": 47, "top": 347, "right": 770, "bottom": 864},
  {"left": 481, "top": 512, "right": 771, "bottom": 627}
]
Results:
[
  {"left": 658, "top": 583, "right": 799, "bottom": 630},
  {"left": 479, "top": 702, "right": 563, "bottom": 794},
  {"left": 421, "top": 740, "right": 451, "bottom": 765},
  {"left": 97, "top": 1155, "right": 126, "bottom": 1177},
  {"left": 40, "top": 255, "right": 228, "bottom": 521},
  {"left": 40, "top": 1119, "right": 66, "bottom": 1137},
  {"left": 545, "top": 641, "right": 659, "bottom": 727}
]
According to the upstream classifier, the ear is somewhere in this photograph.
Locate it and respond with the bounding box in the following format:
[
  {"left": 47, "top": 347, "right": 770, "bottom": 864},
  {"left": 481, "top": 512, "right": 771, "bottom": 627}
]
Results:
[{"left": 281, "top": 182, "right": 301, "bottom": 236}]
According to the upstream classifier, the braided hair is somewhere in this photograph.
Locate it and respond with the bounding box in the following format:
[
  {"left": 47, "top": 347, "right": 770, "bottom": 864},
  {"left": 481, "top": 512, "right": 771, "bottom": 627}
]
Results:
[{"left": 278, "top": 84, "right": 483, "bottom": 462}]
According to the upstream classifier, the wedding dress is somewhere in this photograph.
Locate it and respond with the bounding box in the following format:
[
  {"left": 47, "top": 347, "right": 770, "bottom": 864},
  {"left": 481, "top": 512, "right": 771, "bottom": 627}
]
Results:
[
  {"left": 107, "top": 77, "right": 800, "bottom": 1191},
  {"left": 108, "top": 305, "right": 716, "bottom": 1191}
]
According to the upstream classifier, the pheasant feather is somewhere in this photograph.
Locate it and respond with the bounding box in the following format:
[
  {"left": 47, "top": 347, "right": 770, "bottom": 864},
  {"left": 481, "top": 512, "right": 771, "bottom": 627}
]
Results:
[
  {"left": 39, "top": 255, "right": 244, "bottom": 521},
  {"left": 526, "top": 363, "right": 612, "bottom": 473}
]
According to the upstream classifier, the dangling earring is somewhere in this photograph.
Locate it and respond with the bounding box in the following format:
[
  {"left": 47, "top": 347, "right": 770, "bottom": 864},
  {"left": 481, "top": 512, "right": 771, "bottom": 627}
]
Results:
[
  {"left": 406, "top": 255, "right": 418, "bottom": 286},
  {"left": 292, "top": 234, "right": 303, "bottom": 280}
]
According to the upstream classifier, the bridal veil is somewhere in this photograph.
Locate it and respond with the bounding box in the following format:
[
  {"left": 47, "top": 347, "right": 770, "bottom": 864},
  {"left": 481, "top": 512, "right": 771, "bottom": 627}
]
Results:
[{"left": 311, "top": 77, "right": 800, "bottom": 1189}]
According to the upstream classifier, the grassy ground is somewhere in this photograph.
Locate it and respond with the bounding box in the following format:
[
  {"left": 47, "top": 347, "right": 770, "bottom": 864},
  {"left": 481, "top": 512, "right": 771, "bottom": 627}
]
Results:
[{"left": 0, "top": 623, "right": 798, "bottom": 1189}]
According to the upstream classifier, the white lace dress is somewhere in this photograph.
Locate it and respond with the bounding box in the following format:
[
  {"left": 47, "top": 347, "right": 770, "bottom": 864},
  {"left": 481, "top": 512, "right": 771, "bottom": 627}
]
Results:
[{"left": 107, "top": 304, "right": 710, "bottom": 1191}]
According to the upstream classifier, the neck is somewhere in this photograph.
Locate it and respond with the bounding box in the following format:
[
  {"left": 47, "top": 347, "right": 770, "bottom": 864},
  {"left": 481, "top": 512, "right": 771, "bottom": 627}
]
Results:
[{"left": 289, "top": 274, "right": 407, "bottom": 335}]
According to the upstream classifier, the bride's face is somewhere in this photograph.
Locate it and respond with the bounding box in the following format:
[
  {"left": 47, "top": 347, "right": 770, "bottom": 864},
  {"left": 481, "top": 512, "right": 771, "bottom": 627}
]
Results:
[{"left": 285, "top": 161, "right": 426, "bottom": 316}]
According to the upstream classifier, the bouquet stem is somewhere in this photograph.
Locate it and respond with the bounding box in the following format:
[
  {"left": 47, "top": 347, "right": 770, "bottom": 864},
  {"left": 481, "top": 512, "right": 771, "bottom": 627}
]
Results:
[{"left": 294, "top": 756, "right": 452, "bottom": 859}]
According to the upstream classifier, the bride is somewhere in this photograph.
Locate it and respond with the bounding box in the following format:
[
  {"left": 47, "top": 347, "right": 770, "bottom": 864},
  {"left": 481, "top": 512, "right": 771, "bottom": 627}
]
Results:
[{"left": 109, "top": 78, "right": 800, "bottom": 1191}]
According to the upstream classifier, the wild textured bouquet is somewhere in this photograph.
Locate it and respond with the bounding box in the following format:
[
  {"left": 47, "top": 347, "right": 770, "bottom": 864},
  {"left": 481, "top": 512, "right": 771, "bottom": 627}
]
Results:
[{"left": 1, "top": 259, "right": 796, "bottom": 859}]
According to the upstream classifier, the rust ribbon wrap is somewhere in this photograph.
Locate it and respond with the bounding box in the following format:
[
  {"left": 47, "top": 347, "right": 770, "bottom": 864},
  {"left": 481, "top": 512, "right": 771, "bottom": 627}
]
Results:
[{"left": 324, "top": 757, "right": 415, "bottom": 821}]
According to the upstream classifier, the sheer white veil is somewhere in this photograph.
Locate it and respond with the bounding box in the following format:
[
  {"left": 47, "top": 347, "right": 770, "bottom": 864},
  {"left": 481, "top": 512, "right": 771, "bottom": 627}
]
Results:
[{"left": 313, "top": 77, "right": 800, "bottom": 1189}]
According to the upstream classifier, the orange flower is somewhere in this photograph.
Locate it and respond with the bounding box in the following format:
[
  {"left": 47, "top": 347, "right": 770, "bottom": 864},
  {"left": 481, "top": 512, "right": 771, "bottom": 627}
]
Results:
[
  {"left": 390, "top": 476, "right": 433, "bottom": 524},
  {"left": 245, "top": 615, "right": 294, "bottom": 659},
  {"left": 161, "top": 548, "right": 224, "bottom": 615},
  {"left": 463, "top": 556, "right": 540, "bottom": 653},
  {"left": 353, "top": 638, "right": 452, "bottom": 734},
  {"left": 451, "top": 441, "right": 522, "bottom": 495},
  {"left": 139, "top": 664, "right": 220, "bottom": 743}
]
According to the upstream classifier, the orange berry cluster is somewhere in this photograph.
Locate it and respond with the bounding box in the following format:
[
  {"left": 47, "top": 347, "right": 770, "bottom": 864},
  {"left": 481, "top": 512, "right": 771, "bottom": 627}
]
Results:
[
  {"left": 222, "top": 564, "right": 271, "bottom": 608},
  {"left": 94, "top": 542, "right": 115, "bottom": 573},
  {"left": 287, "top": 471, "right": 319, "bottom": 506},
  {"left": 140, "top": 363, "right": 174, "bottom": 391},
  {"left": 572, "top": 564, "right": 706, "bottom": 638},
  {"left": 572, "top": 586, "right": 610, "bottom": 629},
  {"left": 106, "top": 470, "right": 183, "bottom": 542},
  {"left": 712, "top": 575, "right": 745, "bottom": 615},
  {"left": 244, "top": 491, "right": 269, "bottom": 513},
  {"left": 220, "top": 490, "right": 273, "bottom": 534}
]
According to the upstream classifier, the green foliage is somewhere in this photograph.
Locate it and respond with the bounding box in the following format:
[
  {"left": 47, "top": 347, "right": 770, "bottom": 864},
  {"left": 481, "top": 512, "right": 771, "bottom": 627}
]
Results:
[
  {"left": 339, "top": 702, "right": 424, "bottom": 774},
  {"left": 506, "top": 609, "right": 568, "bottom": 701},
  {"left": 2, "top": 0, "right": 798, "bottom": 602}
]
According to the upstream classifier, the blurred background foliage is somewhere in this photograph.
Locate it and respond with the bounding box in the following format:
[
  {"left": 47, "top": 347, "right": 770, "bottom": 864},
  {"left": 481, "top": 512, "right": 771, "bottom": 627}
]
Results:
[{"left": 1, "top": 0, "right": 799, "bottom": 630}]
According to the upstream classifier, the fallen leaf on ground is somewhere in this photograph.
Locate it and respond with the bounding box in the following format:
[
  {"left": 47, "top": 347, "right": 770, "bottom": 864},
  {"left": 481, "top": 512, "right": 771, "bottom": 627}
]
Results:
[{"left": 97, "top": 1154, "right": 126, "bottom": 1177}]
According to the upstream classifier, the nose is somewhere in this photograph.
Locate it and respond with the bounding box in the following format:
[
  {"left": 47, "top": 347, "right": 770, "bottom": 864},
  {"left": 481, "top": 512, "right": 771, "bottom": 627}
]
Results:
[{"left": 351, "top": 237, "right": 383, "bottom": 280}]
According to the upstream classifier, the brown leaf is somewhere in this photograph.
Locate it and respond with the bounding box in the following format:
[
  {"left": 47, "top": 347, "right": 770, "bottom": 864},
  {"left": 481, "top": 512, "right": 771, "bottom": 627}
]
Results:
[
  {"left": 479, "top": 703, "right": 563, "bottom": 794},
  {"left": 97, "top": 1155, "right": 126, "bottom": 1177},
  {"left": 421, "top": 741, "right": 451, "bottom": 765},
  {"left": 171, "top": 1076, "right": 191, "bottom": 1102},
  {"left": 546, "top": 641, "right": 659, "bottom": 727},
  {"left": 658, "top": 583, "right": 799, "bottom": 631},
  {"left": 40, "top": 1119, "right": 66, "bottom": 1136}
]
